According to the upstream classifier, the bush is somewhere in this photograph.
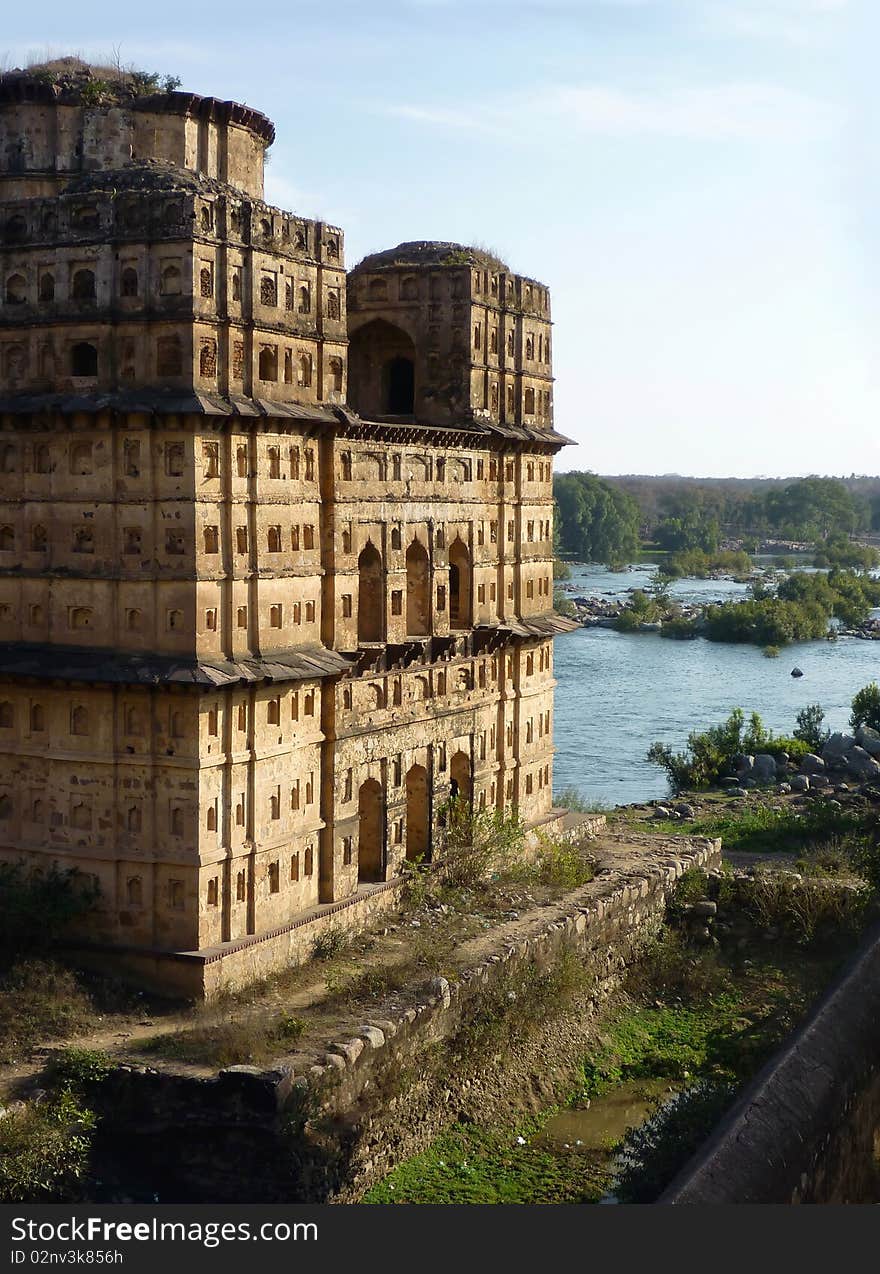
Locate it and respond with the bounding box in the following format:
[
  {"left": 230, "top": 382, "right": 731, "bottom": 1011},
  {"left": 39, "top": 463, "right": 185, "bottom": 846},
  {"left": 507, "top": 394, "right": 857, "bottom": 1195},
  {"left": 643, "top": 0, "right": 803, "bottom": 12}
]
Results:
[
  {"left": 45, "top": 1047, "right": 114, "bottom": 1095},
  {"left": 703, "top": 597, "right": 827, "bottom": 646},
  {"left": 648, "top": 708, "right": 818, "bottom": 791},
  {"left": 435, "top": 804, "right": 526, "bottom": 888},
  {"left": 553, "top": 589, "right": 577, "bottom": 619},
  {"left": 794, "top": 704, "right": 830, "bottom": 751},
  {"left": 140, "top": 1010, "right": 305, "bottom": 1068},
  {"left": 647, "top": 708, "right": 773, "bottom": 790},
  {"left": 0, "top": 961, "right": 94, "bottom": 1064},
  {"left": 311, "top": 927, "right": 348, "bottom": 960},
  {"left": 0, "top": 862, "right": 99, "bottom": 964},
  {"left": 663, "top": 549, "right": 752, "bottom": 579},
  {"left": 532, "top": 836, "right": 595, "bottom": 890},
  {"left": 0, "top": 1091, "right": 96, "bottom": 1202},
  {"left": 742, "top": 871, "right": 869, "bottom": 946},
  {"left": 851, "top": 683, "right": 880, "bottom": 734},
  {"left": 812, "top": 535, "right": 879, "bottom": 572},
  {"left": 660, "top": 617, "right": 699, "bottom": 640}
]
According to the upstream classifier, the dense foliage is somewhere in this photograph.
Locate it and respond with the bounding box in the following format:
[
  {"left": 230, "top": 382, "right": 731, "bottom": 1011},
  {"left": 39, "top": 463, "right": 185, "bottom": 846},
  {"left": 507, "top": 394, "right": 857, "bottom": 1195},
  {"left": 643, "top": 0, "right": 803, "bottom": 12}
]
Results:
[
  {"left": 555, "top": 470, "right": 880, "bottom": 559},
  {"left": 608, "top": 474, "right": 874, "bottom": 542},
  {"left": 662, "top": 549, "right": 752, "bottom": 579},
  {"left": 647, "top": 708, "right": 810, "bottom": 791},
  {"left": 850, "top": 683, "right": 880, "bottom": 734},
  {"left": 648, "top": 686, "right": 880, "bottom": 792},
  {"left": 813, "top": 534, "right": 879, "bottom": 571},
  {"left": 553, "top": 472, "right": 641, "bottom": 565},
  {"left": 702, "top": 570, "right": 880, "bottom": 646}
]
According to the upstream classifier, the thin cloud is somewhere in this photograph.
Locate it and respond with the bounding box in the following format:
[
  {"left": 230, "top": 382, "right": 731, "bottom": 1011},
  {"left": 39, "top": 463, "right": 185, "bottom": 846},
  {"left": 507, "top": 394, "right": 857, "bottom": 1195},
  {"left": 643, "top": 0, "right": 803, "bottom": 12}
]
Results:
[
  {"left": 548, "top": 82, "right": 842, "bottom": 140},
  {"left": 381, "top": 80, "right": 842, "bottom": 144},
  {"left": 701, "top": 0, "right": 850, "bottom": 45}
]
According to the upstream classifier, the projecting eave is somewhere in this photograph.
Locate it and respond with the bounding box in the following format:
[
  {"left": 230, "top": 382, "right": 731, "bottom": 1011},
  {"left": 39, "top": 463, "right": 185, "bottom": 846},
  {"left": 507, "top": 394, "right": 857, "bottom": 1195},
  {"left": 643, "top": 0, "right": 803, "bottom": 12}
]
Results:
[
  {"left": 0, "top": 643, "right": 353, "bottom": 689},
  {"left": 352, "top": 415, "right": 573, "bottom": 449},
  {"left": 0, "top": 391, "right": 574, "bottom": 447},
  {"left": 475, "top": 614, "right": 580, "bottom": 639},
  {"left": 0, "top": 389, "right": 340, "bottom": 425}
]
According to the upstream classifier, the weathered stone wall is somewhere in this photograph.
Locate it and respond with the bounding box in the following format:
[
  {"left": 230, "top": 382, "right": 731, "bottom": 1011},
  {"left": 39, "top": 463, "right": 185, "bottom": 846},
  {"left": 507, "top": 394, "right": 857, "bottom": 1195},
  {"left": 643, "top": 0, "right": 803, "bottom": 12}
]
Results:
[
  {"left": 0, "top": 89, "right": 273, "bottom": 200},
  {"left": 347, "top": 244, "right": 554, "bottom": 431},
  {"left": 661, "top": 919, "right": 880, "bottom": 1205},
  {"left": 0, "top": 179, "right": 345, "bottom": 402},
  {"left": 0, "top": 67, "right": 574, "bottom": 996},
  {"left": 88, "top": 837, "right": 721, "bottom": 1201}
]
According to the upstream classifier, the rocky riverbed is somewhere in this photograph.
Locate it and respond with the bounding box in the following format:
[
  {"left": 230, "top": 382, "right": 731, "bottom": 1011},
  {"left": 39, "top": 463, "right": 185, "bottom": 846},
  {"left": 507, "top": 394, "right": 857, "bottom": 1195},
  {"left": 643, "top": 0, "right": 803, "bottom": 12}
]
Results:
[{"left": 559, "top": 589, "right": 880, "bottom": 640}]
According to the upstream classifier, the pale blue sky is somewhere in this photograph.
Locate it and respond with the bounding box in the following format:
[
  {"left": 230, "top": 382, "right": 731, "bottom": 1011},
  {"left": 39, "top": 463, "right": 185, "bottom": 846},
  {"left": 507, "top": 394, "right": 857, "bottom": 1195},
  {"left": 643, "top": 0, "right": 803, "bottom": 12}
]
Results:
[{"left": 5, "top": 0, "right": 877, "bottom": 477}]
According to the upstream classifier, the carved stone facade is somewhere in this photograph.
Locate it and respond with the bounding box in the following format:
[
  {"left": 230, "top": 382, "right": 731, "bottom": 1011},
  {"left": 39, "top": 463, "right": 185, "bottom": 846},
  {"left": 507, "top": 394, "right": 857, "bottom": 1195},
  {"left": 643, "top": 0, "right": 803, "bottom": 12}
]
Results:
[{"left": 0, "top": 64, "right": 574, "bottom": 993}]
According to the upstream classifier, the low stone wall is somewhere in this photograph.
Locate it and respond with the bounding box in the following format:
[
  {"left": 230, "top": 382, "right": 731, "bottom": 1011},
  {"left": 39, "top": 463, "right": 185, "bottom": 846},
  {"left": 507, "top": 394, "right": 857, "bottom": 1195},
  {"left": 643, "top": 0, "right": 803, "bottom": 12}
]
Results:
[
  {"left": 91, "top": 834, "right": 719, "bottom": 1202},
  {"left": 660, "top": 919, "right": 880, "bottom": 1204},
  {"left": 71, "top": 877, "right": 407, "bottom": 1000},
  {"left": 73, "top": 810, "right": 608, "bottom": 1000}
]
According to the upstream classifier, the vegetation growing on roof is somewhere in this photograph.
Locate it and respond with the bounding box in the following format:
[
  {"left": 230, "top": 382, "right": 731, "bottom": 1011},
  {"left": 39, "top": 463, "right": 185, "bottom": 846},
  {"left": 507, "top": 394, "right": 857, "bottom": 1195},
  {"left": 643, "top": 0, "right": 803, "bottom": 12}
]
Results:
[{"left": 1, "top": 55, "right": 181, "bottom": 105}]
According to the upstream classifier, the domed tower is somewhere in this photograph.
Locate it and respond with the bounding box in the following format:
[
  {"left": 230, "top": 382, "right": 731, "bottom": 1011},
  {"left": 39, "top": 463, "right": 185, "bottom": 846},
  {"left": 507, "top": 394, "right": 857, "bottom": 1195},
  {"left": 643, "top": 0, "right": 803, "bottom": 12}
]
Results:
[
  {"left": 347, "top": 241, "right": 553, "bottom": 430},
  {"left": 0, "top": 63, "right": 350, "bottom": 988},
  {"left": 0, "top": 60, "right": 346, "bottom": 404},
  {"left": 0, "top": 63, "right": 575, "bottom": 997}
]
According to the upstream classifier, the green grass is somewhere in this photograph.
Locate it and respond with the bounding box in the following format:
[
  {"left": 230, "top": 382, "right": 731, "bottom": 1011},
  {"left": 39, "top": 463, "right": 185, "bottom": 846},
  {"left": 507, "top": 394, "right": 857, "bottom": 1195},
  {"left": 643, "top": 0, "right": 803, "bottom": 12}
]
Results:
[
  {"left": 363, "top": 936, "right": 842, "bottom": 1204},
  {"left": 362, "top": 1118, "right": 607, "bottom": 1204},
  {"left": 619, "top": 800, "right": 870, "bottom": 856}
]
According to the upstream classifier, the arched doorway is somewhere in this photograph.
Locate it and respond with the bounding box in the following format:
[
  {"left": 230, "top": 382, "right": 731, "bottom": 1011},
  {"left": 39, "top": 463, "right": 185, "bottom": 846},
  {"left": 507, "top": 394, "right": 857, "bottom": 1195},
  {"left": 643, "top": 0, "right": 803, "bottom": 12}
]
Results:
[
  {"left": 347, "top": 319, "right": 417, "bottom": 418},
  {"left": 358, "top": 542, "right": 384, "bottom": 642},
  {"left": 450, "top": 751, "right": 472, "bottom": 806},
  {"left": 405, "top": 764, "right": 429, "bottom": 862},
  {"left": 448, "top": 537, "right": 472, "bottom": 628},
  {"left": 358, "top": 779, "right": 384, "bottom": 883},
  {"left": 406, "top": 540, "right": 431, "bottom": 636},
  {"left": 385, "top": 356, "right": 415, "bottom": 413}
]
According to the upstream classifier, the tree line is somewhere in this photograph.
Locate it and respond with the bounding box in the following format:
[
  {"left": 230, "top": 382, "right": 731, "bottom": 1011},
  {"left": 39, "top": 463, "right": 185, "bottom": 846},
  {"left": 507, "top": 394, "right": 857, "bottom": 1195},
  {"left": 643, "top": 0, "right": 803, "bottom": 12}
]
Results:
[{"left": 554, "top": 472, "right": 879, "bottom": 564}]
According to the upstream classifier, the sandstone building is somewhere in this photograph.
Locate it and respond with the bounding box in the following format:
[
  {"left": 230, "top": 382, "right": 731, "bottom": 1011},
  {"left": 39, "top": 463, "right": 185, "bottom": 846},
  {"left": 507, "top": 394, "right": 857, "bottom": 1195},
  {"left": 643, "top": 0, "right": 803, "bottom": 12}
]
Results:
[{"left": 0, "top": 62, "right": 575, "bottom": 994}]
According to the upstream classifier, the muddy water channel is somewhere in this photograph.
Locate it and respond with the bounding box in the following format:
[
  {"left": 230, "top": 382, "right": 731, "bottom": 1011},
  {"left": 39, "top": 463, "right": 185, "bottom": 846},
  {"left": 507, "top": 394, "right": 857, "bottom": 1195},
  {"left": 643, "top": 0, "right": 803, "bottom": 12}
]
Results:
[
  {"left": 363, "top": 930, "right": 850, "bottom": 1205},
  {"left": 535, "top": 1078, "right": 674, "bottom": 1156}
]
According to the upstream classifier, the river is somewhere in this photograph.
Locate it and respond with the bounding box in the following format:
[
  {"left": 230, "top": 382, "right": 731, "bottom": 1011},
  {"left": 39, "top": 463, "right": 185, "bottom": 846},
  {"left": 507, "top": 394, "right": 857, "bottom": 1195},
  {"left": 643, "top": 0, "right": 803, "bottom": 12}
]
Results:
[{"left": 552, "top": 560, "right": 880, "bottom": 807}]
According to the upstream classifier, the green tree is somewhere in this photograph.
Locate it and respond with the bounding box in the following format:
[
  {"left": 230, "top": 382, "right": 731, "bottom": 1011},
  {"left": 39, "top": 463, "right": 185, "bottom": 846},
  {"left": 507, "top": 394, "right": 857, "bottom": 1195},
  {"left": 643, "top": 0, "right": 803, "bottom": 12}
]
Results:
[
  {"left": 851, "top": 683, "right": 880, "bottom": 734},
  {"left": 553, "top": 472, "right": 641, "bottom": 564},
  {"left": 794, "top": 705, "right": 829, "bottom": 751},
  {"left": 763, "top": 477, "right": 865, "bottom": 540}
]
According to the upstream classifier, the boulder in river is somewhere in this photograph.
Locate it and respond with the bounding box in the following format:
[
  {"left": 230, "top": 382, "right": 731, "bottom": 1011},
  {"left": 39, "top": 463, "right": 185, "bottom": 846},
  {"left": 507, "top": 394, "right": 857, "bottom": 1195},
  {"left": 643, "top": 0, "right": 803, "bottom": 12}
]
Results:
[
  {"left": 855, "top": 726, "right": 880, "bottom": 757},
  {"left": 800, "top": 754, "right": 826, "bottom": 775},
  {"left": 752, "top": 754, "right": 777, "bottom": 782},
  {"left": 822, "top": 733, "right": 857, "bottom": 760}
]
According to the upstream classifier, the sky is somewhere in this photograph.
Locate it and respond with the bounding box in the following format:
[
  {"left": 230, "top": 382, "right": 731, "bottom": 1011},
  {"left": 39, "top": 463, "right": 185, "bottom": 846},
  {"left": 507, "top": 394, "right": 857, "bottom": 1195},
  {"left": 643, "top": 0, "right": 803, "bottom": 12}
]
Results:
[{"left": 4, "top": 0, "right": 879, "bottom": 478}]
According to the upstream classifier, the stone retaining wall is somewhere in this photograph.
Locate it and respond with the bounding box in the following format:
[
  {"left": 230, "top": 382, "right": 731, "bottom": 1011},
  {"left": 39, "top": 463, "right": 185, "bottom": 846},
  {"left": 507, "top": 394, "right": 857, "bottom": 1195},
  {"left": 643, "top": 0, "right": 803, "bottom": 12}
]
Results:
[
  {"left": 93, "top": 835, "right": 720, "bottom": 1203},
  {"left": 660, "top": 919, "right": 880, "bottom": 1204}
]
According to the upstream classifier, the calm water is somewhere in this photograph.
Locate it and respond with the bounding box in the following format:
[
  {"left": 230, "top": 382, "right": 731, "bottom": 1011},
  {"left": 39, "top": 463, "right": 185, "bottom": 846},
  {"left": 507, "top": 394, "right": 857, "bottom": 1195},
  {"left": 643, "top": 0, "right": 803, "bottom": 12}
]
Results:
[{"left": 553, "top": 562, "right": 880, "bottom": 807}]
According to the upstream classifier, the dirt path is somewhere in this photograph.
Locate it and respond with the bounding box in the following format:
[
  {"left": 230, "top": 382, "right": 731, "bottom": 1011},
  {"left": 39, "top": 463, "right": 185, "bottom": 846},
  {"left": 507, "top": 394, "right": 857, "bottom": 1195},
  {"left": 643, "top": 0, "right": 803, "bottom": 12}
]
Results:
[{"left": 0, "top": 834, "right": 709, "bottom": 1101}]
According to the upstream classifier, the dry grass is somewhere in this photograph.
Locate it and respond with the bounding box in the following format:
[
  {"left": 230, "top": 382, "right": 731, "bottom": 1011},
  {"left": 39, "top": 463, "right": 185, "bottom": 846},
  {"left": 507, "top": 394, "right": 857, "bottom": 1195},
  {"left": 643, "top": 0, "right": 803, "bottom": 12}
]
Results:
[
  {"left": 0, "top": 960, "right": 94, "bottom": 1064},
  {"left": 139, "top": 1009, "right": 305, "bottom": 1069}
]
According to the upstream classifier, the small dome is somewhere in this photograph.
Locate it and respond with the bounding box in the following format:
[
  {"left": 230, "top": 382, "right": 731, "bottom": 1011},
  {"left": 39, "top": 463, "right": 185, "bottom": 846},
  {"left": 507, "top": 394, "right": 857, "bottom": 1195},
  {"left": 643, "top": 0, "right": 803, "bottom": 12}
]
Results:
[{"left": 353, "top": 241, "right": 508, "bottom": 272}]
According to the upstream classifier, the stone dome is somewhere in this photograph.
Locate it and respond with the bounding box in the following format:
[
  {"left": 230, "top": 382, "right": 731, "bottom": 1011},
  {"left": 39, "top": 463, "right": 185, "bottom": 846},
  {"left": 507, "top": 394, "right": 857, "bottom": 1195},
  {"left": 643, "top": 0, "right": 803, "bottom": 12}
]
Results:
[{"left": 353, "top": 241, "right": 508, "bottom": 272}]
